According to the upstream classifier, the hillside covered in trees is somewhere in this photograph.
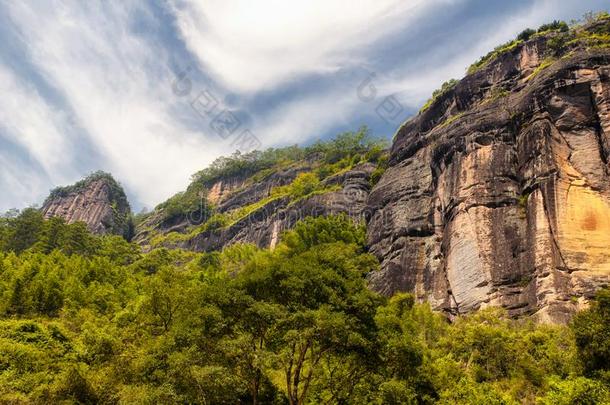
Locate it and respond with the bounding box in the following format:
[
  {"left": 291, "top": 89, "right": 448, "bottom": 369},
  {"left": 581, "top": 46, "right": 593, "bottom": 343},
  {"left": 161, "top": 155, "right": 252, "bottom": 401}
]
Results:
[
  {"left": 1, "top": 11, "right": 610, "bottom": 405},
  {"left": 0, "top": 211, "right": 609, "bottom": 404}
]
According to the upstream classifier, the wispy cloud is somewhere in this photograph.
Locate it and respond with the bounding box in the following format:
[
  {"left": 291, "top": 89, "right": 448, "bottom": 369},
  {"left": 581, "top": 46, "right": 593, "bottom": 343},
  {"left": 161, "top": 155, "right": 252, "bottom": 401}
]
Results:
[
  {"left": 0, "top": 0, "right": 607, "bottom": 211},
  {"left": 169, "top": 0, "right": 439, "bottom": 94},
  {"left": 2, "top": 1, "right": 226, "bottom": 208}
]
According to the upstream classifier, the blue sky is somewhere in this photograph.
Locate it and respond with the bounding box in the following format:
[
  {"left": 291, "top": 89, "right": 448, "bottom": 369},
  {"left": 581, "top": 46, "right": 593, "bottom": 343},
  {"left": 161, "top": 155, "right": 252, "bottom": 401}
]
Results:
[{"left": 0, "top": 0, "right": 607, "bottom": 212}]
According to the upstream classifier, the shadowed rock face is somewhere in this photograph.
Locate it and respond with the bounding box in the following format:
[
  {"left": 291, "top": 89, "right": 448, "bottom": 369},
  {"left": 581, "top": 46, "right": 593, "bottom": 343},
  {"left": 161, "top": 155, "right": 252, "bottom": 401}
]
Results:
[
  {"left": 134, "top": 162, "right": 376, "bottom": 252},
  {"left": 366, "top": 26, "right": 610, "bottom": 322},
  {"left": 41, "top": 173, "right": 132, "bottom": 237}
]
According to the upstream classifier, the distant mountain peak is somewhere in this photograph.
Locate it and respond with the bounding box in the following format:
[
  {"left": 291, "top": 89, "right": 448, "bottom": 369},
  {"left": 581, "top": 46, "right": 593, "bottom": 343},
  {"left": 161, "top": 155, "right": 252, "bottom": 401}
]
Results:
[{"left": 42, "top": 171, "right": 133, "bottom": 238}]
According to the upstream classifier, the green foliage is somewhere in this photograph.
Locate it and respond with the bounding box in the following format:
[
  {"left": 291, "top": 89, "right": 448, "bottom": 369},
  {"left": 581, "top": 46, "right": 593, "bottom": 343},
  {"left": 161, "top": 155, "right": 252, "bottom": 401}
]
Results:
[
  {"left": 189, "top": 126, "right": 387, "bottom": 190},
  {"left": 571, "top": 288, "right": 610, "bottom": 378},
  {"left": 307, "top": 126, "right": 386, "bottom": 164},
  {"left": 517, "top": 28, "right": 536, "bottom": 41},
  {"left": 525, "top": 57, "right": 556, "bottom": 81},
  {"left": 191, "top": 146, "right": 306, "bottom": 187},
  {"left": 482, "top": 86, "right": 511, "bottom": 104},
  {"left": 518, "top": 193, "right": 530, "bottom": 208},
  {"left": 468, "top": 39, "right": 523, "bottom": 75},
  {"left": 436, "top": 112, "right": 464, "bottom": 130},
  {"left": 284, "top": 172, "right": 319, "bottom": 199},
  {"left": 2, "top": 208, "right": 44, "bottom": 254},
  {"left": 155, "top": 180, "right": 211, "bottom": 223},
  {"left": 273, "top": 172, "right": 340, "bottom": 204},
  {"left": 420, "top": 79, "right": 459, "bottom": 113},
  {"left": 280, "top": 214, "right": 366, "bottom": 254},
  {"left": 537, "top": 20, "right": 569, "bottom": 34},
  {"left": 571, "top": 16, "right": 610, "bottom": 49},
  {"left": 0, "top": 210, "right": 105, "bottom": 257},
  {"left": 0, "top": 214, "right": 608, "bottom": 403},
  {"left": 539, "top": 376, "right": 609, "bottom": 405},
  {"left": 370, "top": 154, "right": 389, "bottom": 186}
]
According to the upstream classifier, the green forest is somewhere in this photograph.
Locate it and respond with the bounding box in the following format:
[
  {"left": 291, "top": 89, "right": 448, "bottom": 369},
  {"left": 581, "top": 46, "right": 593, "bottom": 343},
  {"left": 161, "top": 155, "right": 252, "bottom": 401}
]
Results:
[{"left": 0, "top": 210, "right": 608, "bottom": 404}]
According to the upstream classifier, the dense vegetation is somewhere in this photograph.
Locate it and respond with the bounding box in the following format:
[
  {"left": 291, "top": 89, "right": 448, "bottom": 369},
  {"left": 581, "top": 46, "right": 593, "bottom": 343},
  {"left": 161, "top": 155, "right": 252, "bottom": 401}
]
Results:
[
  {"left": 148, "top": 127, "right": 389, "bottom": 229},
  {"left": 190, "top": 127, "right": 387, "bottom": 188},
  {"left": 0, "top": 210, "right": 609, "bottom": 404}
]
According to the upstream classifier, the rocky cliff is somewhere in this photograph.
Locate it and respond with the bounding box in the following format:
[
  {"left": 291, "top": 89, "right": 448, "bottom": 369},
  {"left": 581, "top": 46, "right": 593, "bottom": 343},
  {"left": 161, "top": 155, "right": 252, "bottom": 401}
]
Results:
[
  {"left": 367, "top": 17, "right": 610, "bottom": 322},
  {"left": 116, "top": 17, "right": 610, "bottom": 323},
  {"left": 134, "top": 142, "right": 384, "bottom": 252},
  {"left": 42, "top": 171, "right": 133, "bottom": 238}
]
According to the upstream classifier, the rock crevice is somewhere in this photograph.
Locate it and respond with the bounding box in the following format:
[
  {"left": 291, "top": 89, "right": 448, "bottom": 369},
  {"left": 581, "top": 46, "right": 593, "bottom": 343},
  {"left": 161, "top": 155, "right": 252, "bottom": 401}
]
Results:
[{"left": 367, "top": 28, "right": 610, "bottom": 322}]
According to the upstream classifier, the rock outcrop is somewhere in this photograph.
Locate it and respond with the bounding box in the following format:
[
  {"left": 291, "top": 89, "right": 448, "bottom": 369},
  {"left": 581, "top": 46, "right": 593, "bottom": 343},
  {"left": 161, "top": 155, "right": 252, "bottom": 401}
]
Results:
[
  {"left": 42, "top": 171, "right": 133, "bottom": 237},
  {"left": 129, "top": 18, "right": 610, "bottom": 323},
  {"left": 135, "top": 162, "right": 376, "bottom": 252},
  {"left": 367, "top": 19, "right": 610, "bottom": 322}
]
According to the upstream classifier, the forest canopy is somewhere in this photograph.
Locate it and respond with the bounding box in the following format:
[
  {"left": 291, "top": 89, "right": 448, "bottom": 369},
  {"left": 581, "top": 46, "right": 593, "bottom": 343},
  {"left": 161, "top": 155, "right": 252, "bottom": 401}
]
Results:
[{"left": 0, "top": 211, "right": 608, "bottom": 404}]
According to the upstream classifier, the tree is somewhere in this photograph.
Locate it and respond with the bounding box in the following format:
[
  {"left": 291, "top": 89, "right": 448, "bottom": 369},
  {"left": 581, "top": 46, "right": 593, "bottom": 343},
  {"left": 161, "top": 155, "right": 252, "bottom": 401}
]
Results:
[
  {"left": 7, "top": 278, "right": 26, "bottom": 315},
  {"left": 222, "top": 300, "right": 286, "bottom": 404},
  {"left": 59, "top": 222, "right": 99, "bottom": 256},
  {"left": 33, "top": 216, "right": 68, "bottom": 254},
  {"left": 518, "top": 28, "right": 536, "bottom": 41},
  {"left": 571, "top": 288, "right": 610, "bottom": 377},
  {"left": 235, "top": 216, "right": 381, "bottom": 404},
  {"left": 5, "top": 208, "right": 44, "bottom": 253},
  {"left": 141, "top": 267, "right": 188, "bottom": 333}
]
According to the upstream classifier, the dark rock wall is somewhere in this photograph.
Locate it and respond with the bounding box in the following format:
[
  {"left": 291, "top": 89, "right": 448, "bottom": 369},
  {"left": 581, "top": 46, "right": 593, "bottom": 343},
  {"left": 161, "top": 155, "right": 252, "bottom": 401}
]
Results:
[
  {"left": 134, "top": 163, "right": 376, "bottom": 252},
  {"left": 367, "top": 39, "right": 610, "bottom": 322}
]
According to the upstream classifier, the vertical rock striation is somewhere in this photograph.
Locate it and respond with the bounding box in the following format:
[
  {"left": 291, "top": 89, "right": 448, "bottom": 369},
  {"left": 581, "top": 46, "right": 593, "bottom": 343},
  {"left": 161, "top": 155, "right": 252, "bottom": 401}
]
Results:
[
  {"left": 367, "top": 20, "right": 610, "bottom": 322},
  {"left": 41, "top": 172, "right": 132, "bottom": 238}
]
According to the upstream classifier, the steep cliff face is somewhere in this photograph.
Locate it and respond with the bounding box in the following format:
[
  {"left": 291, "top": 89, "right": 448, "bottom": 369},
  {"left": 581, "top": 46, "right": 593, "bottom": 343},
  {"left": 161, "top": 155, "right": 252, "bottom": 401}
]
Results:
[
  {"left": 133, "top": 135, "right": 386, "bottom": 253},
  {"left": 185, "top": 163, "right": 375, "bottom": 252},
  {"left": 135, "top": 161, "right": 377, "bottom": 252},
  {"left": 42, "top": 172, "right": 132, "bottom": 237},
  {"left": 367, "top": 18, "right": 610, "bottom": 322},
  {"left": 129, "top": 18, "right": 610, "bottom": 322}
]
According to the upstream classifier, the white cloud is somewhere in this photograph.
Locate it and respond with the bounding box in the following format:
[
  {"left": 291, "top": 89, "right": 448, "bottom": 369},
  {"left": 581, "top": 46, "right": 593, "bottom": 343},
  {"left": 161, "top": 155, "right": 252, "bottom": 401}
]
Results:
[
  {"left": 0, "top": 65, "right": 74, "bottom": 181},
  {"left": 4, "top": 1, "right": 226, "bottom": 208},
  {"left": 0, "top": 153, "right": 51, "bottom": 210},
  {"left": 169, "top": 0, "right": 441, "bottom": 93},
  {"left": 0, "top": 0, "right": 606, "bottom": 212}
]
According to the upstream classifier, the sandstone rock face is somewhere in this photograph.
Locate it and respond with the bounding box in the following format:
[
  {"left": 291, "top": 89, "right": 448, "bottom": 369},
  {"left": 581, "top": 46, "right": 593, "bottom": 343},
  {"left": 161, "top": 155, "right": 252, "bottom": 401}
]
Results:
[
  {"left": 41, "top": 172, "right": 132, "bottom": 237},
  {"left": 135, "top": 163, "right": 375, "bottom": 252},
  {"left": 367, "top": 28, "right": 610, "bottom": 322},
  {"left": 189, "top": 163, "right": 374, "bottom": 252}
]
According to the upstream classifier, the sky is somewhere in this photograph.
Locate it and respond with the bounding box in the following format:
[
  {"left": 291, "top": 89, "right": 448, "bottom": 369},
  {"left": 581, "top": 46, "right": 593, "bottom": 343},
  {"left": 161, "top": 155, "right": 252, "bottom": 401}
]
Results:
[{"left": 0, "top": 0, "right": 607, "bottom": 212}]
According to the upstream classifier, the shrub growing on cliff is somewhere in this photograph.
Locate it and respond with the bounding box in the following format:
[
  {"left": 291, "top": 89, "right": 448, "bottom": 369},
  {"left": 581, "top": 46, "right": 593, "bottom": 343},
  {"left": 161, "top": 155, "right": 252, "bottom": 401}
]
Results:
[
  {"left": 420, "top": 79, "right": 459, "bottom": 113},
  {"left": 518, "top": 28, "right": 536, "bottom": 41},
  {"left": 537, "top": 20, "right": 569, "bottom": 34},
  {"left": 189, "top": 127, "right": 387, "bottom": 190},
  {"left": 467, "top": 39, "right": 523, "bottom": 74}
]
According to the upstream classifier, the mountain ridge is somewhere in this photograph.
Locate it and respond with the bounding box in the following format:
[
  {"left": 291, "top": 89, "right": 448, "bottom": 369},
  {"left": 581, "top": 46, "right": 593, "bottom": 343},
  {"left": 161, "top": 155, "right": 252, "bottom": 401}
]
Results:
[{"left": 38, "top": 14, "right": 610, "bottom": 322}]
